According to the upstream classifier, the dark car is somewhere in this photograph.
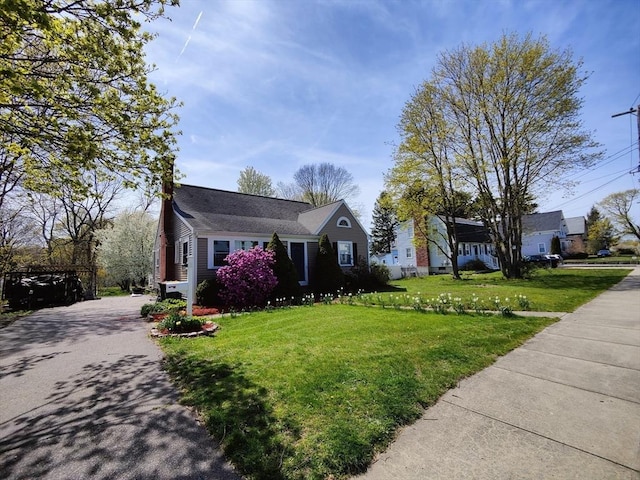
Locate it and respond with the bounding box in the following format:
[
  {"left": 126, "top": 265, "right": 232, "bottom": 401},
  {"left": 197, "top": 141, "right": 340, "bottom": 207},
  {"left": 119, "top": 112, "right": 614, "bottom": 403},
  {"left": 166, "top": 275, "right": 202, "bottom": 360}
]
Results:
[
  {"left": 523, "top": 254, "right": 562, "bottom": 268},
  {"left": 597, "top": 249, "right": 612, "bottom": 257},
  {"left": 523, "top": 254, "right": 545, "bottom": 263}
]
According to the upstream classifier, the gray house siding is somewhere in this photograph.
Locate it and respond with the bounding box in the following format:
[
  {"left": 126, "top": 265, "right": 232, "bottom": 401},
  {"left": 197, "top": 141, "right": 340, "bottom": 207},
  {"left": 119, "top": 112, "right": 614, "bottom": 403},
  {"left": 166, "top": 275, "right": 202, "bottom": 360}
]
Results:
[
  {"left": 172, "top": 216, "right": 191, "bottom": 282},
  {"left": 319, "top": 203, "right": 369, "bottom": 269},
  {"left": 155, "top": 185, "right": 370, "bottom": 298},
  {"left": 196, "top": 237, "right": 216, "bottom": 286}
]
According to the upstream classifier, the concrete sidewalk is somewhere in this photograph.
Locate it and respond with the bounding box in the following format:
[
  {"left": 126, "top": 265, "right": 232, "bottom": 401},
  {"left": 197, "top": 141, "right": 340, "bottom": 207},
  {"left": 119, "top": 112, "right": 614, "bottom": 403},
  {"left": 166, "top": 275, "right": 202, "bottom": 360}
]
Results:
[{"left": 357, "top": 268, "right": 640, "bottom": 480}]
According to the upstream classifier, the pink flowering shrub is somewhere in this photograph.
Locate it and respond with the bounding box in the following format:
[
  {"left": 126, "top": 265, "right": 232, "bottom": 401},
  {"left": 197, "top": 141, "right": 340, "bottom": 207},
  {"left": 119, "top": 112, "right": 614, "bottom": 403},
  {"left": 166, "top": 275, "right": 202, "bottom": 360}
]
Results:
[{"left": 216, "top": 247, "right": 278, "bottom": 309}]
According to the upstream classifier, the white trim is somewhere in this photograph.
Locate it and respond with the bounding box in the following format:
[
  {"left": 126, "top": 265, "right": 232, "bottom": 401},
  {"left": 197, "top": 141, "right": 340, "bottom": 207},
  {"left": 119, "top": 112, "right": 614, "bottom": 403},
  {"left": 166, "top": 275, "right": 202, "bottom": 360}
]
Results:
[
  {"left": 337, "top": 216, "right": 352, "bottom": 228},
  {"left": 337, "top": 241, "right": 354, "bottom": 267}
]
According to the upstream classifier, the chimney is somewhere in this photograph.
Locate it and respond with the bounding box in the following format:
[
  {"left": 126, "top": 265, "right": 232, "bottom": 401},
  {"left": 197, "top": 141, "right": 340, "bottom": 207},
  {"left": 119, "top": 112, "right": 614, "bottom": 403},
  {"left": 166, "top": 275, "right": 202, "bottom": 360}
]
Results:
[{"left": 158, "top": 162, "right": 176, "bottom": 282}]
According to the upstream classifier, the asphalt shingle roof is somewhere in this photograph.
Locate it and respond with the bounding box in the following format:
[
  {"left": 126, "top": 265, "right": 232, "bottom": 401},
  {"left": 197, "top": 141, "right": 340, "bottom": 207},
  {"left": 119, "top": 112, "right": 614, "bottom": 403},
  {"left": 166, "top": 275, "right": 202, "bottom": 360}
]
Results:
[
  {"left": 172, "top": 184, "right": 316, "bottom": 236},
  {"left": 522, "top": 210, "right": 564, "bottom": 234},
  {"left": 565, "top": 216, "right": 587, "bottom": 235}
]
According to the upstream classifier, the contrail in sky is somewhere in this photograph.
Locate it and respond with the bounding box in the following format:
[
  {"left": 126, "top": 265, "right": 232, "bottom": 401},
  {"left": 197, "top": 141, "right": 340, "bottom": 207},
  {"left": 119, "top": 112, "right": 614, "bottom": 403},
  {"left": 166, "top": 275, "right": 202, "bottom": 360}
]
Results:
[{"left": 177, "top": 10, "right": 203, "bottom": 60}]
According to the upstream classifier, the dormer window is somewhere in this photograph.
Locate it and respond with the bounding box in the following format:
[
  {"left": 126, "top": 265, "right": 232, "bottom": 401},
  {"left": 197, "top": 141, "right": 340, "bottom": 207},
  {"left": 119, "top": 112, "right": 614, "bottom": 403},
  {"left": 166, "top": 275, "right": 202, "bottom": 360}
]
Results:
[{"left": 337, "top": 216, "right": 351, "bottom": 228}]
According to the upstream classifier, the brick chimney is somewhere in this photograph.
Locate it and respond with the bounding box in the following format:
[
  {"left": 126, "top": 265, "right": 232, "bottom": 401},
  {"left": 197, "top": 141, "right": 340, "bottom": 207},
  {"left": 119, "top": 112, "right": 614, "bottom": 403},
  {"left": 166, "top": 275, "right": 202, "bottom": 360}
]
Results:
[{"left": 158, "top": 165, "right": 175, "bottom": 282}]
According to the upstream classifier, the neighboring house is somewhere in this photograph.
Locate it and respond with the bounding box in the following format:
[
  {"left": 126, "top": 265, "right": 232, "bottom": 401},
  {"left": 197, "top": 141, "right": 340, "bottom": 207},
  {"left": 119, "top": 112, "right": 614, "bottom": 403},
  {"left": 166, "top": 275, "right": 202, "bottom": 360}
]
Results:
[
  {"left": 388, "top": 216, "right": 497, "bottom": 276},
  {"left": 393, "top": 220, "right": 429, "bottom": 276},
  {"left": 426, "top": 217, "right": 497, "bottom": 273},
  {"left": 154, "top": 184, "right": 369, "bottom": 299},
  {"left": 521, "top": 210, "right": 569, "bottom": 256},
  {"left": 564, "top": 216, "right": 588, "bottom": 255}
]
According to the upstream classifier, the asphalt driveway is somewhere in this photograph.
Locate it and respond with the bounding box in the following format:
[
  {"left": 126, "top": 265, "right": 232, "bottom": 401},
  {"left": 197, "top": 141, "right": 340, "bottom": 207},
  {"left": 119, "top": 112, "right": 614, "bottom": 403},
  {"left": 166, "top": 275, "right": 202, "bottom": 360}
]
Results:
[{"left": 0, "top": 295, "right": 241, "bottom": 480}]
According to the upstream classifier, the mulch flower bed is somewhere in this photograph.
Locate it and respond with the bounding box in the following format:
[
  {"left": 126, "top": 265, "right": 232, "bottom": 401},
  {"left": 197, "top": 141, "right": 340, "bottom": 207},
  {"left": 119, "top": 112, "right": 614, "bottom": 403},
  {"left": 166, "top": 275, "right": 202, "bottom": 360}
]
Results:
[{"left": 150, "top": 320, "right": 219, "bottom": 338}]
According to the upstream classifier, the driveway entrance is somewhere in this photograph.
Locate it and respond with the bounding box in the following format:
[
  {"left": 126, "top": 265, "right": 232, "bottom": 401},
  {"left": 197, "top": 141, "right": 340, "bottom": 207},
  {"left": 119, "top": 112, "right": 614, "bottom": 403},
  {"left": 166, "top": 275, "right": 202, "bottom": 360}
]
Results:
[{"left": 0, "top": 296, "right": 241, "bottom": 480}]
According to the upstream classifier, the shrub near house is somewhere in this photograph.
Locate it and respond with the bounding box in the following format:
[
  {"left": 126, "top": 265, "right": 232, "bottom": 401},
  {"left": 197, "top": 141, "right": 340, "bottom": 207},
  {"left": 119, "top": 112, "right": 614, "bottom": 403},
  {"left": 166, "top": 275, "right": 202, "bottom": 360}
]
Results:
[{"left": 216, "top": 247, "right": 278, "bottom": 309}]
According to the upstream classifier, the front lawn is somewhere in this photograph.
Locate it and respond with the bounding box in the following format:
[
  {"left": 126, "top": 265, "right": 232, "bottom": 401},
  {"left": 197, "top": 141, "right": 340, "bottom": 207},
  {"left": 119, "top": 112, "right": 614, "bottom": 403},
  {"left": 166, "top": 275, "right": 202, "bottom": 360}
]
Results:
[
  {"left": 159, "top": 268, "right": 631, "bottom": 479},
  {"left": 162, "top": 306, "right": 556, "bottom": 479},
  {"left": 381, "top": 267, "right": 631, "bottom": 312}
]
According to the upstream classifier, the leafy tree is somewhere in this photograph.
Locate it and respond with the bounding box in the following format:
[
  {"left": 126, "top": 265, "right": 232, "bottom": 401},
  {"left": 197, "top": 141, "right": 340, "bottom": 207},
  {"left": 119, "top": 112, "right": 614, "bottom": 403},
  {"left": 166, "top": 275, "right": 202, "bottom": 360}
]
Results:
[
  {"left": 585, "top": 206, "right": 604, "bottom": 254},
  {"left": 237, "top": 166, "right": 275, "bottom": 197},
  {"left": 278, "top": 163, "right": 360, "bottom": 207},
  {"left": 0, "top": 0, "right": 180, "bottom": 204},
  {"left": 313, "top": 234, "right": 344, "bottom": 295},
  {"left": 587, "top": 218, "right": 618, "bottom": 253},
  {"left": 217, "top": 247, "right": 278, "bottom": 309},
  {"left": 370, "top": 191, "right": 398, "bottom": 255},
  {"left": 95, "top": 210, "right": 156, "bottom": 291},
  {"left": 267, "top": 232, "right": 301, "bottom": 302},
  {"left": 394, "top": 33, "right": 601, "bottom": 279},
  {"left": 598, "top": 189, "right": 640, "bottom": 241}
]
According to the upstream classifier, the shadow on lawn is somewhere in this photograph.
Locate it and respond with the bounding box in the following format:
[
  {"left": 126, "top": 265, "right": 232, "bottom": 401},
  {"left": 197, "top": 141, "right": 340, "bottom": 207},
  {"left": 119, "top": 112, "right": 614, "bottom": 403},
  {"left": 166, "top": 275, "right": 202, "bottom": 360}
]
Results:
[{"left": 163, "top": 354, "right": 295, "bottom": 480}]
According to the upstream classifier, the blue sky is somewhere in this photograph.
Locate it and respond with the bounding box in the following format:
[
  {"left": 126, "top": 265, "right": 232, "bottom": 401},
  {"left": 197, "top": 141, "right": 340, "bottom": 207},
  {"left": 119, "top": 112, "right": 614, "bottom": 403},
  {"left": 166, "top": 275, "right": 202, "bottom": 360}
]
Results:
[{"left": 144, "top": 0, "right": 640, "bottom": 229}]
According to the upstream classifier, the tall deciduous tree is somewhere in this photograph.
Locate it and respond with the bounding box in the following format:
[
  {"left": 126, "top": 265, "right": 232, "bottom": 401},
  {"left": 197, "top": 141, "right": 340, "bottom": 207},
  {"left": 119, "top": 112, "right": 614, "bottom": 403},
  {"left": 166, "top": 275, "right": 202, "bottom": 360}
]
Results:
[
  {"left": 392, "top": 33, "right": 601, "bottom": 278},
  {"left": 0, "top": 0, "right": 180, "bottom": 204},
  {"left": 370, "top": 191, "right": 398, "bottom": 255},
  {"left": 279, "top": 163, "right": 360, "bottom": 207},
  {"left": 598, "top": 189, "right": 640, "bottom": 241},
  {"left": 237, "top": 166, "right": 275, "bottom": 197}
]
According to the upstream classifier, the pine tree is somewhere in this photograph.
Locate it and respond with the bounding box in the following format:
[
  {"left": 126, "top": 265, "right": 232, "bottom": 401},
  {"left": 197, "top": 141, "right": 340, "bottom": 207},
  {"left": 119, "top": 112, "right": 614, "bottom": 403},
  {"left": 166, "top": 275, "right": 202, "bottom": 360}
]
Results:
[
  {"left": 313, "top": 234, "right": 344, "bottom": 295},
  {"left": 371, "top": 191, "right": 398, "bottom": 255},
  {"left": 267, "top": 232, "right": 302, "bottom": 302}
]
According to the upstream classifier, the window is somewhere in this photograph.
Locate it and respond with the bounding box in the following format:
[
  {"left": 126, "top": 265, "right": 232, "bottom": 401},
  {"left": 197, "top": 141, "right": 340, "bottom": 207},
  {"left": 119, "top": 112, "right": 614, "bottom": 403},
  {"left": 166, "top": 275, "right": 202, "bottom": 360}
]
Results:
[
  {"left": 235, "top": 240, "right": 258, "bottom": 251},
  {"left": 175, "top": 239, "right": 189, "bottom": 265},
  {"left": 538, "top": 243, "right": 546, "bottom": 253},
  {"left": 182, "top": 240, "right": 189, "bottom": 265},
  {"left": 406, "top": 247, "right": 412, "bottom": 258},
  {"left": 337, "top": 216, "right": 351, "bottom": 228},
  {"left": 213, "top": 240, "right": 230, "bottom": 267},
  {"left": 337, "top": 241, "right": 353, "bottom": 266}
]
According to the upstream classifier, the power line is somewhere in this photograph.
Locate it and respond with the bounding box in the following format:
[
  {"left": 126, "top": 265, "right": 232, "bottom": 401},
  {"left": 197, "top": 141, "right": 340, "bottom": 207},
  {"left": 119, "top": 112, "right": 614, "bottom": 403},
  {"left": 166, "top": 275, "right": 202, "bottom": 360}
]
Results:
[{"left": 547, "top": 171, "right": 629, "bottom": 210}]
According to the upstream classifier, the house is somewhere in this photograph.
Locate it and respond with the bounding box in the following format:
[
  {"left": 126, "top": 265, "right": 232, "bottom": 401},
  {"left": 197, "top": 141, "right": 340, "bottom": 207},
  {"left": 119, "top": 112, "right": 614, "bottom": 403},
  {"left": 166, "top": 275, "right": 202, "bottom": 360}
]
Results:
[
  {"left": 564, "top": 216, "right": 588, "bottom": 255},
  {"left": 521, "top": 210, "right": 569, "bottom": 256},
  {"left": 384, "top": 216, "right": 497, "bottom": 276},
  {"left": 154, "top": 184, "right": 369, "bottom": 299}
]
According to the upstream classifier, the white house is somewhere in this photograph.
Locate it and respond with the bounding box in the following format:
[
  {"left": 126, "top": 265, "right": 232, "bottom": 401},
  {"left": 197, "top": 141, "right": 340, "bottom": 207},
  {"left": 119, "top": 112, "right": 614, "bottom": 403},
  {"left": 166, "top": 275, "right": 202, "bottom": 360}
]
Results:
[
  {"left": 383, "top": 216, "right": 497, "bottom": 276},
  {"left": 521, "top": 210, "right": 569, "bottom": 256}
]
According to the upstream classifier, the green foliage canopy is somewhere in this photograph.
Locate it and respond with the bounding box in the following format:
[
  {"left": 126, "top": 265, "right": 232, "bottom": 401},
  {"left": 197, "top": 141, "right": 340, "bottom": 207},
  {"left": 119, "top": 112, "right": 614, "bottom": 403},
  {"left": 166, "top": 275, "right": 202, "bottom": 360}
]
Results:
[
  {"left": 0, "top": 0, "right": 181, "bottom": 200},
  {"left": 390, "top": 32, "right": 601, "bottom": 278}
]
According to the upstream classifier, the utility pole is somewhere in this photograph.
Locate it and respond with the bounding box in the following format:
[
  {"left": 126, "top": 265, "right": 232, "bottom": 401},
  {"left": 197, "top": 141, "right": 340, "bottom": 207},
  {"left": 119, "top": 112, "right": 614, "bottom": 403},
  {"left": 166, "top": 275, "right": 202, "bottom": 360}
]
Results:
[{"left": 611, "top": 105, "right": 640, "bottom": 174}]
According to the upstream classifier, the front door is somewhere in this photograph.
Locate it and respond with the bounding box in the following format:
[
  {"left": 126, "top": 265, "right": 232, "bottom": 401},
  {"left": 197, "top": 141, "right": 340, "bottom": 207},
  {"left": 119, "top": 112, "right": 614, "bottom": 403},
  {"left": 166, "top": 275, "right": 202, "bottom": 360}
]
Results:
[{"left": 290, "top": 242, "right": 306, "bottom": 284}]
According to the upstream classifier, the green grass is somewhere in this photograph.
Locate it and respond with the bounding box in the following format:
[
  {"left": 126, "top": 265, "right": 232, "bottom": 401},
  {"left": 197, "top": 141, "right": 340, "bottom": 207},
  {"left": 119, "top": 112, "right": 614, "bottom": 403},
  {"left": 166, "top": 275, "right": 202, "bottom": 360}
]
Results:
[
  {"left": 564, "top": 254, "right": 639, "bottom": 265},
  {"left": 159, "top": 268, "right": 631, "bottom": 479},
  {"left": 161, "top": 307, "right": 556, "bottom": 479},
  {"left": 380, "top": 268, "right": 631, "bottom": 312},
  {"left": 97, "top": 286, "right": 131, "bottom": 297}
]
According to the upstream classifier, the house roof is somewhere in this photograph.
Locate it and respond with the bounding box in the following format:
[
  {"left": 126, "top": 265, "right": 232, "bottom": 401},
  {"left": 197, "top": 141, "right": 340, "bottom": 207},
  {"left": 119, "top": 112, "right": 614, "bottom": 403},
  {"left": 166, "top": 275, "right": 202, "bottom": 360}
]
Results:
[
  {"left": 172, "top": 184, "right": 316, "bottom": 236},
  {"left": 522, "top": 210, "right": 565, "bottom": 234},
  {"left": 298, "top": 201, "right": 342, "bottom": 234},
  {"left": 565, "top": 216, "right": 587, "bottom": 235},
  {"left": 455, "top": 220, "right": 492, "bottom": 243}
]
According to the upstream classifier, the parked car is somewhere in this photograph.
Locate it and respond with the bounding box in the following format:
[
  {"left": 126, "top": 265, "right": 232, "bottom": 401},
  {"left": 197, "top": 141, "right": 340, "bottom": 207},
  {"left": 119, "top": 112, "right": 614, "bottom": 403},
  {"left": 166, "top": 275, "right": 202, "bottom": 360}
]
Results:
[
  {"left": 523, "top": 254, "right": 562, "bottom": 268},
  {"left": 523, "top": 254, "right": 545, "bottom": 263},
  {"left": 597, "top": 249, "right": 612, "bottom": 257}
]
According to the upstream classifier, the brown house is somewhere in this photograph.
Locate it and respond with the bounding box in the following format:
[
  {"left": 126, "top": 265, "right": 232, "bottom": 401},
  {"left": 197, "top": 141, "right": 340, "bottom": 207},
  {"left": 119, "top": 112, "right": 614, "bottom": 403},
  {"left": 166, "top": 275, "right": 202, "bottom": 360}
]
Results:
[{"left": 154, "top": 184, "right": 369, "bottom": 298}]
